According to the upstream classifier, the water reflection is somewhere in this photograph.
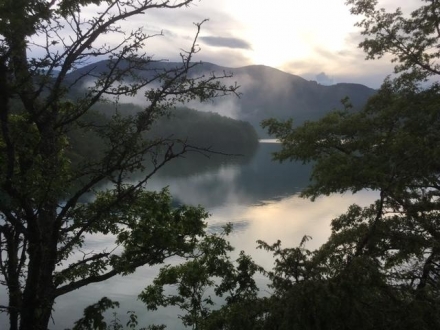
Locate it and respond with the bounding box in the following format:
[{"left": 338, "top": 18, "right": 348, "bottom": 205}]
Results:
[
  {"left": 2, "top": 143, "right": 379, "bottom": 329},
  {"left": 211, "top": 191, "right": 377, "bottom": 269},
  {"left": 52, "top": 190, "right": 377, "bottom": 330},
  {"left": 142, "top": 143, "right": 313, "bottom": 208}
]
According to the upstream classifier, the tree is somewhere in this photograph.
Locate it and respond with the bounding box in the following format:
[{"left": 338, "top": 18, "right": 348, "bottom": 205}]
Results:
[
  {"left": 260, "top": 0, "right": 440, "bottom": 328},
  {"left": 347, "top": 0, "right": 440, "bottom": 83},
  {"left": 139, "top": 224, "right": 265, "bottom": 330},
  {"left": 0, "top": 1, "right": 238, "bottom": 329}
]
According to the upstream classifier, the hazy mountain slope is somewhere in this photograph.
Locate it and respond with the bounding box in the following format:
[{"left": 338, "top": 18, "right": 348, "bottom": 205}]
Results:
[
  {"left": 66, "top": 60, "right": 376, "bottom": 136},
  {"left": 229, "top": 65, "right": 375, "bottom": 135}
]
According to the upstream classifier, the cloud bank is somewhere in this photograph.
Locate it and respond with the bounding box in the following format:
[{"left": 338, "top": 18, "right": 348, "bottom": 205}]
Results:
[{"left": 200, "top": 36, "right": 252, "bottom": 49}]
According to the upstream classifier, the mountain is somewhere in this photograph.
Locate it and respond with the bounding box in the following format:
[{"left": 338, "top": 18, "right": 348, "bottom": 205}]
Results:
[
  {"left": 65, "top": 60, "right": 376, "bottom": 136},
  {"left": 224, "top": 65, "right": 375, "bottom": 135}
]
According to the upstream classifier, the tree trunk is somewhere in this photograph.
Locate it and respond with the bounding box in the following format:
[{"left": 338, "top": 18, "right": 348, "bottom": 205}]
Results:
[
  {"left": 19, "top": 122, "right": 62, "bottom": 330},
  {"left": 19, "top": 209, "right": 58, "bottom": 330},
  {"left": 5, "top": 228, "right": 21, "bottom": 330}
]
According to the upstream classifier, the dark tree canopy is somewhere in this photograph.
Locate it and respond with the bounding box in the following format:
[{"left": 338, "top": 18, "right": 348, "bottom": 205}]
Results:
[
  {"left": 347, "top": 0, "right": 440, "bottom": 83},
  {"left": 257, "top": 0, "right": 440, "bottom": 329},
  {"left": 0, "top": 1, "right": 239, "bottom": 329}
]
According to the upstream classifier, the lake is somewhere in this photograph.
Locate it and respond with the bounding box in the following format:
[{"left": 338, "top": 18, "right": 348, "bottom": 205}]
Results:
[{"left": 0, "top": 142, "right": 377, "bottom": 329}]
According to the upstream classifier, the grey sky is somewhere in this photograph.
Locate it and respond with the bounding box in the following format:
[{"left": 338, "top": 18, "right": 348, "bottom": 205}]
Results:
[
  {"left": 126, "top": 0, "right": 422, "bottom": 88},
  {"left": 66, "top": 0, "right": 421, "bottom": 88}
]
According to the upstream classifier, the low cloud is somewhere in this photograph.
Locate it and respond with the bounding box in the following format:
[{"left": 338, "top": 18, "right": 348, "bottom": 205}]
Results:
[
  {"left": 186, "top": 96, "right": 241, "bottom": 120},
  {"left": 200, "top": 36, "right": 252, "bottom": 50},
  {"left": 315, "top": 72, "right": 335, "bottom": 85},
  {"left": 281, "top": 55, "right": 395, "bottom": 89}
]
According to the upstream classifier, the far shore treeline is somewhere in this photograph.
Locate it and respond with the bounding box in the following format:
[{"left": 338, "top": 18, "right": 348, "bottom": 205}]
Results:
[{"left": 66, "top": 103, "right": 259, "bottom": 166}]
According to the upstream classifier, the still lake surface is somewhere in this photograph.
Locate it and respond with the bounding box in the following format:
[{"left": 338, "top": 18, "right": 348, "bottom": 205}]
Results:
[{"left": 0, "top": 141, "right": 377, "bottom": 329}]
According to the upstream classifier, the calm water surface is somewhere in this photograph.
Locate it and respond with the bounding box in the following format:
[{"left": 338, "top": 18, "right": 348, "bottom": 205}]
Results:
[{"left": 1, "top": 142, "right": 378, "bottom": 329}]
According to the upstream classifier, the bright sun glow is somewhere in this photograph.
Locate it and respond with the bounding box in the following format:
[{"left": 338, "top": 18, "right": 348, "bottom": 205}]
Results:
[{"left": 223, "top": 0, "right": 358, "bottom": 70}]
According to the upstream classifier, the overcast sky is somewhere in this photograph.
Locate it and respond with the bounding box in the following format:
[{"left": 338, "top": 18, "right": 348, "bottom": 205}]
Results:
[{"left": 105, "top": 0, "right": 421, "bottom": 88}]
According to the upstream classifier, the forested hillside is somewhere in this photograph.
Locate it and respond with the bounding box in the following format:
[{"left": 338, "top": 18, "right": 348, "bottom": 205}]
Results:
[
  {"left": 66, "top": 61, "right": 376, "bottom": 136},
  {"left": 66, "top": 104, "right": 259, "bottom": 166}
]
